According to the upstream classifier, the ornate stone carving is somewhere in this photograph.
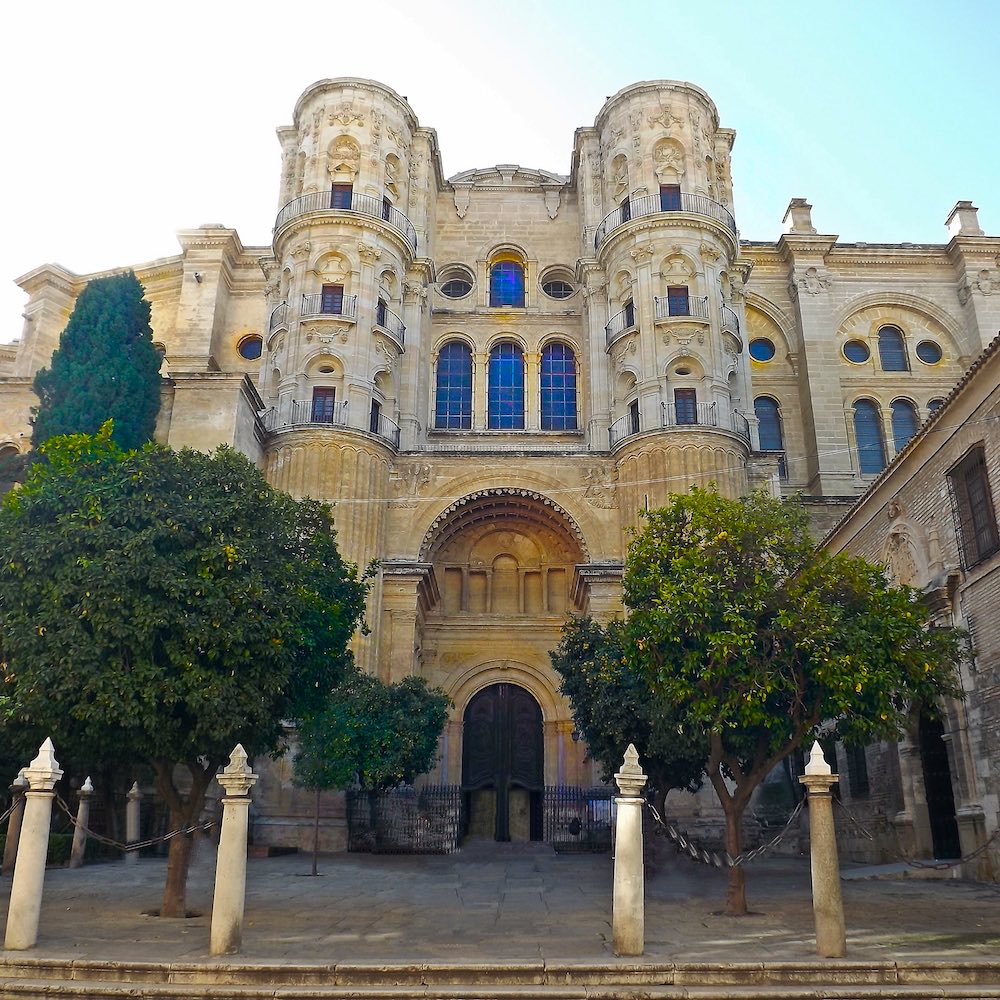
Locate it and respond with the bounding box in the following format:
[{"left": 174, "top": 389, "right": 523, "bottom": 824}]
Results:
[
  {"left": 328, "top": 104, "right": 364, "bottom": 126},
  {"left": 611, "top": 338, "right": 638, "bottom": 372},
  {"left": 975, "top": 268, "right": 997, "bottom": 294},
  {"left": 583, "top": 464, "right": 619, "bottom": 508},
  {"left": 375, "top": 336, "right": 398, "bottom": 369},
  {"left": 629, "top": 245, "right": 655, "bottom": 263},
  {"left": 290, "top": 241, "right": 311, "bottom": 260},
  {"left": 392, "top": 462, "right": 433, "bottom": 498},
  {"left": 662, "top": 325, "right": 704, "bottom": 349},
  {"left": 358, "top": 242, "right": 382, "bottom": 263},
  {"left": 543, "top": 187, "right": 561, "bottom": 220},
  {"left": 795, "top": 266, "right": 830, "bottom": 295},
  {"left": 958, "top": 281, "right": 972, "bottom": 306},
  {"left": 453, "top": 186, "right": 471, "bottom": 218},
  {"left": 304, "top": 324, "right": 350, "bottom": 345},
  {"left": 700, "top": 242, "right": 722, "bottom": 262},
  {"left": 648, "top": 107, "right": 682, "bottom": 132},
  {"left": 404, "top": 280, "right": 428, "bottom": 304},
  {"left": 386, "top": 125, "right": 404, "bottom": 147}
]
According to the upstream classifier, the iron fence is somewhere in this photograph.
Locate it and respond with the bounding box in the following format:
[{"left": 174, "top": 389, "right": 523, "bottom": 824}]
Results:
[
  {"left": 346, "top": 785, "right": 463, "bottom": 854},
  {"left": 543, "top": 785, "right": 613, "bottom": 853}
]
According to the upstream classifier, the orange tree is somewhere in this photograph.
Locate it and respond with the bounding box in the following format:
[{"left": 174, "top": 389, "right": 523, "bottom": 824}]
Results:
[
  {"left": 569, "top": 488, "right": 963, "bottom": 916},
  {"left": 0, "top": 426, "right": 367, "bottom": 916}
]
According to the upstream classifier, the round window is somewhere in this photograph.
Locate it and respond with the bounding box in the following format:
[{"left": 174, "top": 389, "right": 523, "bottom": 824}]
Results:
[
  {"left": 237, "top": 335, "right": 263, "bottom": 361},
  {"left": 542, "top": 280, "right": 574, "bottom": 299},
  {"left": 927, "top": 397, "right": 946, "bottom": 414},
  {"left": 440, "top": 278, "right": 472, "bottom": 298},
  {"left": 916, "top": 341, "right": 942, "bottom": 365},
  {"left": 843, "top": 340, "right": 870, "bottom": 364},
  {"left": 749, "top": 338, "right": 775, "bottom": 362}
]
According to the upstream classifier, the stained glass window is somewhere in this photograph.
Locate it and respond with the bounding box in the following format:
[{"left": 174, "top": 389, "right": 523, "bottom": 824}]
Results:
[
  {"left": 540, "top": 343, "right": 577, "bottom": 430},
  {"left": 854, "top": 399, "right": 886, "bottom": 474},
  {"left": 488, "top": 342, "right": 525, "bottom": 429},
  {"left": 489, "top": 260, "right": 525, "bottom": 307},
  {"left": 435, "top": 342, "right": 472, "bottom": 429}
]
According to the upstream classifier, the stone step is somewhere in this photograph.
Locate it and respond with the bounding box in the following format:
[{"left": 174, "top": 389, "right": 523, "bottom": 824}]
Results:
[{"left": 2, "top": 959, "right": 1000, "bottom": 997}]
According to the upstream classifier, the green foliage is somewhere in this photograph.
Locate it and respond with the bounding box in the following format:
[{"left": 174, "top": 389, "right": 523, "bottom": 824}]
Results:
[
  {"left": 0, "top": 425, "right": 368, "bottom": 770},
  {"left": 32, "top": 271, "right": 162, "bottom": 451},
  {"left": 295, "top": 672, "right": 450, "bottom": 792},
  {"left": 622, "top": 488, "right": 962, "bottom": 774},
  {"left": 550, "top": 615, "right": 706, "bottom": 806}
]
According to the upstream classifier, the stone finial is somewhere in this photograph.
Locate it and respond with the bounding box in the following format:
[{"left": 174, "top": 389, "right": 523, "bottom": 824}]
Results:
[
  {"left": 12, "top": 768, "right": 28, "bottom": 790},
  {"left": 217, "top": 744, "right": 259, "bottom": 798},
  {"left": 81, "top": 776, "right": 94, "bottom": 794},
  {"left": 804, "top": 740, "right": 832, "bottom": 776},
  {"left": 127, "top": 780, "right": 141, "bottom": 801},
  {"left": 614, "top": 743, "right": 648, "bottom": 798},
  {"left": 783, "top": 198, "right": 816, "bottom": 235},
  {"left": 945, "top": 201, "right": 984, "bottom": 238},
  {"left": 24, "top": 738, "right": 63, "bottom": 790}
]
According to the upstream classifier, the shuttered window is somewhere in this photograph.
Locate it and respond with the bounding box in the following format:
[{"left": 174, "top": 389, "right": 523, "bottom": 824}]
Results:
[
  {"left": 878, "top": 326, "right": 909, "bottom": 371},
  {"left": 890, "top": 399, "right": 919, "bottom": 453},
  {"left": 949, "top": 447, "right": 1000, "bottom": 568},
  {"left": 853, "top": 399, "right": 886, "bottom": 474}
]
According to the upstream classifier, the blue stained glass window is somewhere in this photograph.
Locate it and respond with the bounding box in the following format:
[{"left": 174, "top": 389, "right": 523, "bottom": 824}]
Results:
[
  {"left": 755, "top": 396, "right": 786, "bottom": 477},
  {"left": 435, "top": 341, "right": 472, "bottom": 429},
  {"left": 488, "top": 342, "right": 524, "bottom": 429},
  {"left": 854, "top": 399, "right": 886, "bottom": 474},
  {"left": 540, "top": 343, "right": 578, "bottom": 430},
  {"left": 891, "top": 399, "right": 919, "bottom": 453},
  {"left": 489, "top": 261, "right": 525, "bottom": 307},
  {"left": 878, "top": 326, "right": 909, "bottom": 371}
]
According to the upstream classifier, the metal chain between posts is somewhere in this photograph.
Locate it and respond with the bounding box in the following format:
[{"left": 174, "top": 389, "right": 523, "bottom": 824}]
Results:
[
  {"left": 646, "top": 796, "right": 805, "bottom": 868},
  {"left": 54, "top": 794, "right": 215, "bottom": 853},
  {"left": 834, "top": 797, "right": 1000, "bottom": 871}
]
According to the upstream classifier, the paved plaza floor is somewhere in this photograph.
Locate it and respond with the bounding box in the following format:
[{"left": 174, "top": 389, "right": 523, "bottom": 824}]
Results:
[{"left": 1, "top": 840, "right": 999, "bottom": 966}]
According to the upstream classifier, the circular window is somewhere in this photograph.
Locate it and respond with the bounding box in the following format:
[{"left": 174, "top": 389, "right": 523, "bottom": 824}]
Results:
[
  {"left": 542, "top": 280, "right": 574, "bottom": 299},
  {"left": 237, "top": 335, "right": 263, "bottom": 361},
  {"left": 749, "top": 338, "right": 775, "bottom": 362},
  {"left": 318, "top": 365, "right": 335, "bottom": 374},
  {"left": 843, "top": 340, "right": 871, "bottom": 364},
  {"left": 916, "top": 341, "right": 942, "bottom": 365},
  {"left": 674, "top": 366, "right": 692, "bottom": 376},
  {"left": 440, "top": 278, "right": 472, "bottom": 298},
  {"left": 927, "top": 397, "right": 946, "bottom": 414}
]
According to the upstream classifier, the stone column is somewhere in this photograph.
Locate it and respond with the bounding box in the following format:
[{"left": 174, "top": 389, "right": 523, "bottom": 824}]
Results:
[
  {"left": 125, "top": 781, "right": 141, "bottom": 865},
  {"left": 4, "top": 739, "right": 63, "bottom": 950},
  {"left": 1, "top": 769, "right": 28, "bottom": 876},
  {"left": 68, "top": 776, "right": 94, "bottom": 869},
  {"left": 612, "top": 743, "right": 648, "bottom": 957},
  {"left": 210, "top": 744, "right": 259, "bottom": 956},
  {"left": 799, "top": 741, "right": 847, "bottom": 958}
]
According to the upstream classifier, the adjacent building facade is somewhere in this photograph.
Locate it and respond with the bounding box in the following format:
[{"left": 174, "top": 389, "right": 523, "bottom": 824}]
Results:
[{"left": 2, "top": 78, "right": 998, "bottom": 852}]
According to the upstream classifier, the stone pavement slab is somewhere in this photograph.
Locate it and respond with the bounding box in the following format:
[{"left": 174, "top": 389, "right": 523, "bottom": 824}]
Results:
[{"left": 0, "top": 844, "right": 998, "bottom": 968}]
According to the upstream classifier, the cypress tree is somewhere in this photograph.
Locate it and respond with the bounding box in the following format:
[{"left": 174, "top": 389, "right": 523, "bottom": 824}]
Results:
[{"left": 32, "top": 271, "right": 162, "bottom": 451}]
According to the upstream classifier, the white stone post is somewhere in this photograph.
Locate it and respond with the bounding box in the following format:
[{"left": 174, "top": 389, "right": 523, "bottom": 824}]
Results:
[
  {"left": 612, "top": 743, "right": 648, "bottom": 957},
  {"left": 4, "top": 739, "right": 63, "bottom": 950},
  {"left": 68, "top": 777, "right": 94, "bottom": 869},
  {"left": 210, "top": 744, "right": 258, "bottom": 956},
  {"left": 125, "top": 780, "right": 142, "bottom": 864},
  {"left": 1, "top": 769, "right": 29, "bottom": 876},
  {"left": 800, "top": 741, "right": 847, "bottom": 958}
]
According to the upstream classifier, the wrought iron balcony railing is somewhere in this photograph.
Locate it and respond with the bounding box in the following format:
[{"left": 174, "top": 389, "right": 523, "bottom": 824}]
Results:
[
  {"left": 605, "top": 305, "right": 637, "bottom": 348},
  {"left": 369, "top": 409, "right": 401, "bottom": 448},
  {"left": 300, "top": 293, "right": 359, "bottom": 320},
  {"left": 608, "top": 411, "right": 641, "bottom": 447},
  {"left": 262, "top": 399, "right": 400, "bottom": 448},
  {"left": 653, "top": 295, "right": 710, "bottom": 321},
  {"left": 268, "top": 301, "right": 288, "bottom": 331},
  {"left": 609, "top": 401, "right": 751, "bottom": 447},
  {"left": 594, "top": 192, "right": 737, "bottom": 250},
  {"left": 721, "top": 303, "right": 741, "bottom": 335},
  {"left": 274, "top": 191, "right": 418, "bottom": 253},
  {"left": 374, "top": 301, "right": 406, "bottom": 348}
]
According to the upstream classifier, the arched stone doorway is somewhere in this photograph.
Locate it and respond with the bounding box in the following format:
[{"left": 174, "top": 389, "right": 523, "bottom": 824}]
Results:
[
  {"left": 918, "top": 711, "right": 961, "bottom": 859},
  {"left": 462, "top": 682, "right": 543, "bottom": 842}
]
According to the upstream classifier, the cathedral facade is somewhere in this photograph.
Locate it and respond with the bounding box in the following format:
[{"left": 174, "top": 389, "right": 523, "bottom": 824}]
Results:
[{"left": 2, "top": 78, "right": 998, "bottom": 851}]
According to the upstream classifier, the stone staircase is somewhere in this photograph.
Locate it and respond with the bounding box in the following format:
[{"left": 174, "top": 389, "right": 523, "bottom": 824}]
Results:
[{"left": 2, "top": 958, "right": 1000, "bottom": 998}]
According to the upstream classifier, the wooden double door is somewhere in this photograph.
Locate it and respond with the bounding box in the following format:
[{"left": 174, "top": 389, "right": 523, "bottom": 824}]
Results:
[{"left": 462, "top": 683, "right": 543, "bottom": 841}]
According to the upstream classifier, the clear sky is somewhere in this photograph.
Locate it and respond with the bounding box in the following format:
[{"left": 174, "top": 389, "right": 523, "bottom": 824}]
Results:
[{"left": 3, "top": 0, "right": 997, "bottom": 343}]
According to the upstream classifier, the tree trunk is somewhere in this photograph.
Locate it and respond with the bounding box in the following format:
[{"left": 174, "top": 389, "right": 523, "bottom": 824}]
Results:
[
  {"left": 723, "top": 803, "right": 748, "bottom": 916},
  {"left": 154, "top": 761, "right": 212, "bottom": 919}
]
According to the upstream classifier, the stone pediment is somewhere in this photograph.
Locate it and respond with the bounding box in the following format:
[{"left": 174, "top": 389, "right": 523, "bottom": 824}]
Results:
[{"left": 448, "top": 165, "right": 568, "bottom": 190}]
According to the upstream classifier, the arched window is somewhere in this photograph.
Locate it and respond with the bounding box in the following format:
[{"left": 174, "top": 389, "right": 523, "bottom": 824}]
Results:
[
  {"left": 489, "top": 260, "right": 525, "bottom": 307},
  {"left": 754, "top": 396, "right": 786, "bottom": 478},
  {"left": 540, "top": 343, "right": 577, "bottom": 430},
  {"left": 878, "top": 326, "right": 909, "bottom": 371},
  {"left": 854, "top": 399, "right": 886, "bottom": 474},
  {"left": 488, "top": 342, "right": 524, "bottom": 429},
  {"left": 435, "top": 341, "right": 473, "bottom": 429},
  {"left": 891, "top": 399, "right": 919, "bottom": 453}
]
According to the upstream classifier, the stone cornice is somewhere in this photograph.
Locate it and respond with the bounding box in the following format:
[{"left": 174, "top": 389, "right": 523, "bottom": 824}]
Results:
[
  {"left": 599, "top": 214, "right": 739, "bottom": 263},
  {"left": 291, "top": 77, "right": 419, "bottom": 133},
  {"left": 777, "top": 233, "right": 839, "bottom": 261}
]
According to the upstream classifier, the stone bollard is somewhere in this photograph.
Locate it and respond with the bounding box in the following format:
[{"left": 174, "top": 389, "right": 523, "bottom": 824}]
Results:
[
  {"left": 68, "top": 777, "right": 94, "bottom": 869},
  {"left": 4, "top": 739, "right": 63, "bottom": 950},
  {"left": 800, "top": 741, "right": 847, "bottom": 958},
  {"left": 210, "top": 744, "right": 258, "bottom": 956},
  {"left": 1, "top": 769, "right": 29, "bottom": 877},
  {"left": 612, "top": 743, "right": 648, "bottom": 957},
  {"left": 125, "top": 780, "right": 141, "bottom": 865}
]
